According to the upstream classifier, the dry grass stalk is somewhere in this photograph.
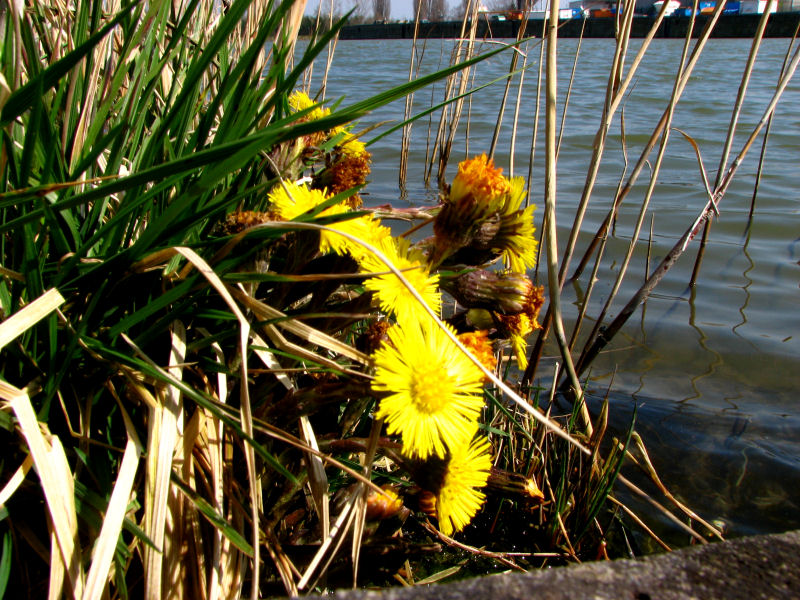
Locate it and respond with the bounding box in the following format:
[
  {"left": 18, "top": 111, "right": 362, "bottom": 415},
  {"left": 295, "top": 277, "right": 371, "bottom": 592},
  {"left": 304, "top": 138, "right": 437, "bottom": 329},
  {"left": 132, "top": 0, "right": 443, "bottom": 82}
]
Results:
[
  {"left": 1, "top": 381, "right": 84, "bottom": 598},
  {"left": 0, "top": 454, "right": 32, "bottom": 506},
  {"left": 399, "top": 19, "right": 426, "bottom": 188},
  {"left": 83, "top": 416, "right": 142, "bottom": 600},
  {"left": 425, "top": 0, "right": 480, "bottom": 184},
  {"left": 0, "top": 288, "right": 65, "bottom": 350},
  {"left": 436, "top": 3, "right": 481, "bottom": 183},
  {"left": 523, "top": 0, "right": 677, "bottom": 383},
  {"left": 750, "top": 24, "right": 800, "bottom": 218},
  {"left": 140, "top": 321, "right": 186, "bottom": 600},
  {"left": 576, "top": 1, "right": 699, "bottom": 375}
]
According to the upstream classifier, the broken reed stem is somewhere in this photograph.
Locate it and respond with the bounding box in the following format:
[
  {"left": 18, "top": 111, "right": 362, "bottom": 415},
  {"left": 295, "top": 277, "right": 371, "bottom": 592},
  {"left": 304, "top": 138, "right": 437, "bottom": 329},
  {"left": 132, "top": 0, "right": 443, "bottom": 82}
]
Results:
[
  {"left": 425, "top": 5, "right": 473, "bottom": 184},
  {"left": 746, "top": 19, "right": 799, "bottom": 221},
  {"left": 319, "top": 0, "right": 339, "bottom": 101},
  {"left": 509, "top": 45, "right": 529, "bottom": 177},
  {"left": 437, "top": 1, "right": 481, "bottom": 184},
  {"left": 488, "top": 13, "right": 533, "bottom": 162},
  {"left": 525, "top": 19, "right": 547, "bottom": 210},
  {"left": 571, "top": 39, "right": 800, "bottom": 379},
  {"left": 575, "top": 0, "right": 699, "bottom": 380},
  {"left": 567, "top": 111, "right": 630, "bottom": 355},
  {"left": 508, "top": 2, "right": 535, "bottom": 176},
  {"left": 692, "top": 0, "right": 776, "bottom": 284},
  {"left": 568, "top": 0, "right": 730, "bottom": 284},
  {"left": 555, "top": 18, "right": 585, "bottom": 158}
]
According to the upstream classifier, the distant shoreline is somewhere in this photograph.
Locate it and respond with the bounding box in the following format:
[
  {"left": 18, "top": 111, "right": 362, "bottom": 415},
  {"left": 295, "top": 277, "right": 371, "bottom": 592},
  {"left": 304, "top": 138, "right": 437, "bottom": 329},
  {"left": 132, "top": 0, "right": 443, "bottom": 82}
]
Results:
[{"left": 339, "top": 12, "right": 800, "bottom": 39}]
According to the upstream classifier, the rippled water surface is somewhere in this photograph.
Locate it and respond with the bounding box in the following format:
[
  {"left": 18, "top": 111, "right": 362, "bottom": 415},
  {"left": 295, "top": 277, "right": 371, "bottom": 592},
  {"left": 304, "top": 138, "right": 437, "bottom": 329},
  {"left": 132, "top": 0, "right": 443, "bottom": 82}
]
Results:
[{"left": 303, "top": 37, "right": 800, "bottom": 540}]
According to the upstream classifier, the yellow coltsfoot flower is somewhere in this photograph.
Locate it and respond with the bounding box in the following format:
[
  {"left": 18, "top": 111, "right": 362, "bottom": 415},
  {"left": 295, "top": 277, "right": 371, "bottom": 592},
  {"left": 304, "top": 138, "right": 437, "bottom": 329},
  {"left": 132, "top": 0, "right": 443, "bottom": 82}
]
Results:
[
  {"left": 372, "top": 318, "right": 485, "bottom": 460},
  {"left": 432, "top": 155, "right": 538, "bottom": 271},
  {"left": 432, "top": 154, "right": 511, "bottom": 264},
  {"left": 494, "top": 283, "right": 545, "bottom": 370},
  {"left": 436, "top": 435, "right": 492, "bottom": 536},
  {"left": 340, "top": 134, "right": 368, "bottom": 157},
  {"left": 362, "top": 237, "right": 441, "bottom": 323},
  {"left": 288, "top": 91, "right": 331, "bottom": 149},
  {"left": 288, "top": 90, "right": 330, "bottom": 121},
  {"left": 449, "top": 154, "right": 511, "bottom": 207},
  {"left": 497, "top": 204, "right": 539, "bottom": 273},
  {"left": 268, "top": 180, "right": 331, "bottom": 220},
  {"left": 267, "top": 181, "right": 369, "bottom": 257},
  {"left": 456, "top": 330, "right": 497, "bottom": 380}
]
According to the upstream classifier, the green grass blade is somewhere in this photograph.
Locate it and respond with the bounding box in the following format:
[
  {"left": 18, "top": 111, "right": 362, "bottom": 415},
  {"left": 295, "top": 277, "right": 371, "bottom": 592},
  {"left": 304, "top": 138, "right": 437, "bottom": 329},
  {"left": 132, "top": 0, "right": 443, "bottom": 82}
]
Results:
[
  {"left": 0, "top": 530, "right": 11, "bottom": 599},
  {"left": 171, "top": 473, "right": 255, "bottom": 557},
  {"left": 0, "top": 3, "right": 139, "bottom": 127}
]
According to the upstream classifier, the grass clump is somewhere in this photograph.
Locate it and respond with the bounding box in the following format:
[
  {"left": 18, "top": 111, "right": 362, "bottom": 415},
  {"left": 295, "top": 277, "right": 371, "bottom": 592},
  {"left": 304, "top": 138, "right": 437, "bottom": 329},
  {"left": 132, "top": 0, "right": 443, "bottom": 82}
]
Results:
[{"left": 0, "top": 0, "right": 759, "bottom": 597}]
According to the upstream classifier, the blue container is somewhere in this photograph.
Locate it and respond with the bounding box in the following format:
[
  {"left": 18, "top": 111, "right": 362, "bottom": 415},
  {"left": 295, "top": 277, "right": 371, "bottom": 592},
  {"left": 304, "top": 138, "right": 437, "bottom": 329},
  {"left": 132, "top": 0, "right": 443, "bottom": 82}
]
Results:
[
  {"left": 723, "top": 1, "right": 741, "bottom": 13},
  {"left": 681, "top": 1, "right": 718, "bottom": 15}
]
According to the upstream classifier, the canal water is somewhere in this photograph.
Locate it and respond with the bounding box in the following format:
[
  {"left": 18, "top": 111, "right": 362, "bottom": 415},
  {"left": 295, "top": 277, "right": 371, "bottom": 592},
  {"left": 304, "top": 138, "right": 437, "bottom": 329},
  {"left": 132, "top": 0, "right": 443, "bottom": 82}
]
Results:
[{"left": 301, "top": 37, "right": 800, "bottom": 542}]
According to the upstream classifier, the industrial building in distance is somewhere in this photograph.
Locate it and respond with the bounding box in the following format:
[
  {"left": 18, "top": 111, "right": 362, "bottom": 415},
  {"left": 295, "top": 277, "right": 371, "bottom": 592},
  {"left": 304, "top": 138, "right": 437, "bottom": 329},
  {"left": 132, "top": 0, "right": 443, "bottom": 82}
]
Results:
[{"left": 340, "top": 0, "right": 800, "bottom": 38}]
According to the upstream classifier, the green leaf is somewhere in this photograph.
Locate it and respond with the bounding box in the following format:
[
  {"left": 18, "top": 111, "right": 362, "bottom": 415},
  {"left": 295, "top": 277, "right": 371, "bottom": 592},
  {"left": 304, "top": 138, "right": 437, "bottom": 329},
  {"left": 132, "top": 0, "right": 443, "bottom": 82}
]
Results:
[
  {"left": 18, "top": 78, "right": 43, "bottom": 188},
  {"left": 171, "top": 473, "right": 254, "bottom": 557},
  {"left": 0, "top": 530, "right": 11, "bottom": 600}
]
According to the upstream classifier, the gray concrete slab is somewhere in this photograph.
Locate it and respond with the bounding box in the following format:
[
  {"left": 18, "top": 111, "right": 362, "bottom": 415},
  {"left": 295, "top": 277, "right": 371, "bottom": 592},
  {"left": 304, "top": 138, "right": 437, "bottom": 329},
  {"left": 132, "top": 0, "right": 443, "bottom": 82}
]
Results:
[{"left": 330, "top": 530, "right": 800, "bottom": 599}]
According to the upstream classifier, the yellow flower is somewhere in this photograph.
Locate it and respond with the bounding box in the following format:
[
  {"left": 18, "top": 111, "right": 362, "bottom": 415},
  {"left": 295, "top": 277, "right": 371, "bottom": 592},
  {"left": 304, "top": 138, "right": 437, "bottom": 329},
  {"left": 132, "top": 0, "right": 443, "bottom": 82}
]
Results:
[
  {"left": 268, "top": 181, "right": 329, "bottom": 220},
  {"left": 288, "top": 91, "right": 331, "bottom": 150},
  {"left": 336, "top": 214, "right": 392, "bottom": 263},
  {"left": 288, "top": 90, "right": 330, "bottom": 121},
  {"left": 436, "top": 436, "right": 492, "bottom": 536},
  {"left": 497, "top": 204, "right": 538, "bottom": 273},
  {"left": 267, "top": 181, "right": 355, "bottom": 256},
  {"left": 449, "top": 154, "right": 510, "bottom": 207},
  {"left": 494, "top": 284, "right": 545, "bottom": 370},
  {"left": 487, "top": 177, "right": 538, "bottom": 272},
  {"left": 328, "top": 216, "right": 392, "bottom": 262},
  {"left": 317, "top": 149, "right": 372, "bottom": 208},
  {"left": 362, "top": 237, "right": 441, "bottom": 322},
  {"left": 509, "top": 326, "right": 531, "bottom": 371},
  {"left": 340, "top": 134, "right": 368, "bottom": 157},
  {"left": 372, "top": 318, "right": 485, "bottom": 459},
  {"left": 456, "top": 330, "right": 496, "bottom": 380},
  {"left": 498, "top": 176, "right": 527, "bottom": 216},
  {"left": 432, "top": 155, "right": 509, "bottom": 264}
]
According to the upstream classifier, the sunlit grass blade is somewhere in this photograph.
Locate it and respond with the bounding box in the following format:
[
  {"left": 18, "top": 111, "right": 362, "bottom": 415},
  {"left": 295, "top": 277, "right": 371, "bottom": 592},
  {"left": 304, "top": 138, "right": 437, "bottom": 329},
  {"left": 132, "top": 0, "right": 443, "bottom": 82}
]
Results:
[{"left": 1, "top": 382, "right": 84, "bottom": 598}]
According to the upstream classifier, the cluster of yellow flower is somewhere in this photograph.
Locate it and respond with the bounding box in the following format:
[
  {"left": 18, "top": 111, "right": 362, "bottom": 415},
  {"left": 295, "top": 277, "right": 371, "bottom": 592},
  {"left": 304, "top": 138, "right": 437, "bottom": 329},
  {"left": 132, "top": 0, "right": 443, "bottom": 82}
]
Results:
[
  {"left": 266, "top": 97, "right": 543, "bottom": 536},
  {"left": 285, "top": 91, "right": 372, "bottom": 208}
]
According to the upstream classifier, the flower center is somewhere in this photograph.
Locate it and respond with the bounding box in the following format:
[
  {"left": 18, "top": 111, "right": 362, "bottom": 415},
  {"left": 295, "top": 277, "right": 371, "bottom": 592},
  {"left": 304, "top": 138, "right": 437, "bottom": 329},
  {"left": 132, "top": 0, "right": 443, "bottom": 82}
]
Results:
[{"left": 410, "top": 363, "right": 452, "bottom": 414}]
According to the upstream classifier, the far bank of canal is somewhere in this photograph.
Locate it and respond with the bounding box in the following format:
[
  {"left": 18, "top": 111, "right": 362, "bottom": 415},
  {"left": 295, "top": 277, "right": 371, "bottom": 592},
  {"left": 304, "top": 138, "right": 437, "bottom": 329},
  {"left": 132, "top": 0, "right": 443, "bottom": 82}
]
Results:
[{"left": 339, "top": 12, "right": 800, "bottom": 39}]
